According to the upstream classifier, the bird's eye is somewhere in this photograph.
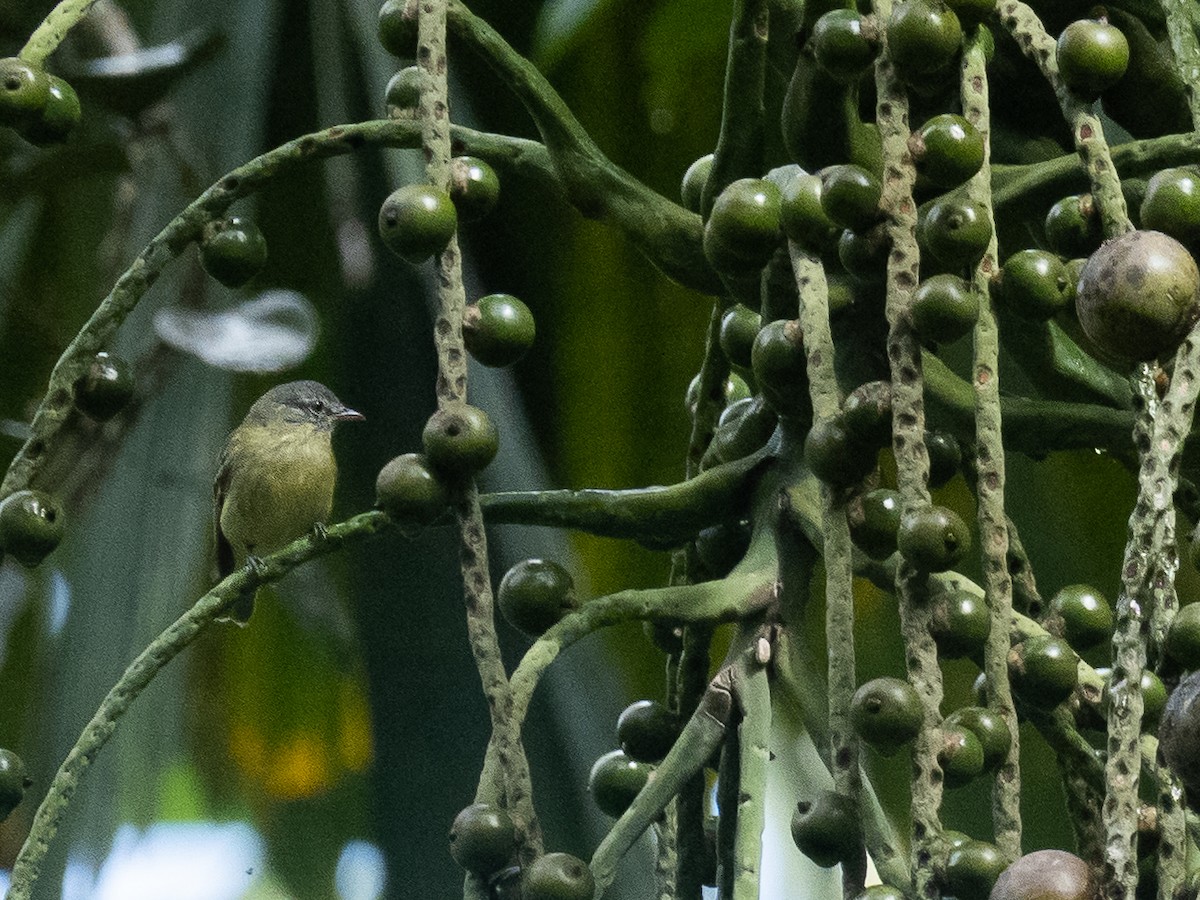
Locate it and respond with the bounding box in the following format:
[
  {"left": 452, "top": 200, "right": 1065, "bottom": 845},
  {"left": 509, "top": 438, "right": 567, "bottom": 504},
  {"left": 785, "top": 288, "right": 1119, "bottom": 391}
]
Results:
[{"left": 310, "top": 400, "right": 325, "bottom": 412}]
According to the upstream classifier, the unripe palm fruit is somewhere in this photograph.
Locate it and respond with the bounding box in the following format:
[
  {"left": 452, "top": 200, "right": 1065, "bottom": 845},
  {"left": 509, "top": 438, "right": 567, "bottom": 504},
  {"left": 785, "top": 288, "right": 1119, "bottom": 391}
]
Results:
[
  {"left": 449, "top": 156, "right": 500, "bottom": 223},
  {"left": 939, "top": 724, "right": 985, "bottom": 788},
  {"left": 0, "top": 749, "right": 30, "bottom": 822},
  {"left": 1007, "top": 635, "right": 1078, "bottom": 708},
  {"left": 920, "top": 198, "right": 992, "bottom": 268},
  {"left": 463, "top": 294, "right": 535, "bottom": 367},
  {"left": 1141, "top": 167, "right": 1200, "bottom": 247},
  {"left": 421, "top": 403, "right": 498, "bottom": 476},
  {"left": 1056, "top": 19, "right": 1129, "bottom": 99},
  {"left": 1044, "top": 195, "right": 1102, "bottom": 258},
  {"left": 0, "top": 489, "right": 65, "bottom": 568},
  {"left": 780, "top": 172, "right": 839, "bottom": 253},
  {"left": 19, "top": 75, "right": 81, "bottom": 145},
  {"left": 804, "top": 418, "right": 876, "bottom": 486},
  {"left": 522, "top": 852, "right": 595, "bottom": 900},
  {"left": 996, "top": 250, "right": 1072, "bottom": 321},
  {"left": 1101, "top": 669, "right": 1168, "bottom": 728},
  {"left": 375, "top": 453, "right": 450, "bottom": 525},
  {"left": 930, "top": 589, "right": 990, "bottom": 658},
  {"left": 199, "top": 216, "right": 268, "bottom": 287},
  {"left": 1048, "top": 584, "right": 1113, "bottom": 651},
  {"left": 751, "top": 319, "right": 809, "bottom": 418},
  {"left": 718, "top": 304, "right": 762, "bottom": 368},
  {"left": 1159, "top": 670, "right": 1200, "bottom": 795},
  {"left": 0, "top": 57, "right": 51, "bottom": 127},
  {"left": 378, "top": 0, "right": 417, "bottom": 56},
  {"left": 685, "top": 372, "right": 750, "bottom": 418},
  {"left": 911, "top": 114, "right": 984, "bottom": 189},
  {"left": 897, "top": 505, "right": 970, "bottom": 572},
  {"left": 1076, "top": 230, "right": 1200, "bottom": 362},
  {"left": 681, "top": 153, "right": 714, "bottom": 214},
  {"left": 820, "top": 164, "right": 882, "bottom": 233},
  {"left": 588, "top": 749, "right": 652, "bottom": 817},
  {"left": 378, "top": 184, "right": 457, "bottom": 264},
  {"left": 384, "top": 66, "right": 421, "bottom": 113},
  {"left": 1165, "top": 602, "right": 1200, "bottom": 669},
  {"left": 842, "top": 380, "right": 893, "bottom": 448},
  {"left": 911, "top": 274, "right": 979, "bottom": 344},
  {"left": 944, "top": 706, "right": 1011, "bottom": 772},
  {"left": 850, "top": 676, "right": 923, "bottom": 754},
  {"left": 850, "top": 488, "right": 902, "bottom": 560},
  {"left": 926, "top": 430, "right": 961, "bottom": 487},
  {"left": 887, "top": 1, "right": 963, "bottom": 76},
  {"left": 838, "top": 226, "right": 891, "bottom": 283},
  {"left": 791, "top": 790, "right": 862, "bottom": 867},
  {"left": 989, "top": 849, "right": 1095, "bottom": 900},
  {"left": 449, "top": 803, "right": 516, "bottom": 875},
  {"left": 812, "top": 10, "right": 879, "bottom": 82},
  {"left": 944, "top": 840, "right": 1006, "bottom": 900},
  {"left": 73, "top": 351, "right": 134, "bottom": 421},
  {"left": 617, "top": 700, "right": 681, "bottom": 763},
  {"left": 497, "top": 559, "right": 577, "bottom": 637},
  {"left": 703, "top": 178, "right": 783, "bottom": 273}
]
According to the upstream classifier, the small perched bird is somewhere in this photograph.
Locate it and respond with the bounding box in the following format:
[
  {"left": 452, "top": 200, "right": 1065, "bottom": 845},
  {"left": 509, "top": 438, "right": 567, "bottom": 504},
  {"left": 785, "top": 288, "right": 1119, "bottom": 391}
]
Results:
[{"left": 214, "top": 380, "right": 364, "bottom": 623}]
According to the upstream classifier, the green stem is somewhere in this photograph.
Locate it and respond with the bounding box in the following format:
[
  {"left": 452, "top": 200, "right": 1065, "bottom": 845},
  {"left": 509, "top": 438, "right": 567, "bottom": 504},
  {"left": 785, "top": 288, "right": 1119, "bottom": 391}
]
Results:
[
  {"left": 4, "top": 511, "right": 390, "bottom": 900},
  {"left": 873, "top": 5, "right": 943, "bottom": 895},
  {"left": 996, "top": 1, "right": 1133, "bottom": 237},
  {"left": 687, "top": 302, "right": 735, "bottom": 478},
  {"left": 1159, "top": 0, "right": 1200, "bottom": 130},
  {"left": 18, "top": 0, "right": 101, "bottom": 67},
  {"left": 732, "top": 660, "right": 771, "bottom": 900},
  {"left": 675, "top": 624, "right": 715, "bottom": 900},
  {"left": 961, "top": 32, "right": 1021, "bottom": 860}
]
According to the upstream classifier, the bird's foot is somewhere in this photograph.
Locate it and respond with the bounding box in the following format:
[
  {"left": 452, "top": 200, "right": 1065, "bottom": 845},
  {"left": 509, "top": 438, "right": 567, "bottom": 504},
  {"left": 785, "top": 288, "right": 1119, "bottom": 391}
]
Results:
[
  {"left": 310, "top": 521, "right": 330, "bottom": 543},
  {"left": 245, "top": 554, "right": 268, "bottom": 578}
]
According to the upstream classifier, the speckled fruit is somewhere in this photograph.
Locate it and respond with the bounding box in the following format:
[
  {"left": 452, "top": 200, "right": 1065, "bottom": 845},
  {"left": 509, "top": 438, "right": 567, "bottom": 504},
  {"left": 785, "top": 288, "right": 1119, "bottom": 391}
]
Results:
[
  {"left": 990, "top": 849, "right": 1095, "bottom": 900},
  {"left": 1076, "top": 230, "right": 1200, "bottom": 362}
]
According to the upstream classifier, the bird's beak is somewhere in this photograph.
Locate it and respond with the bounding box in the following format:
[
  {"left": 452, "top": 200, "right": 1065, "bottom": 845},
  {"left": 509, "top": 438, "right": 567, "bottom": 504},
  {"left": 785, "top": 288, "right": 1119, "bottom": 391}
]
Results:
[{"left": 335, "top": 406, "right": 365, "bottom": 422}]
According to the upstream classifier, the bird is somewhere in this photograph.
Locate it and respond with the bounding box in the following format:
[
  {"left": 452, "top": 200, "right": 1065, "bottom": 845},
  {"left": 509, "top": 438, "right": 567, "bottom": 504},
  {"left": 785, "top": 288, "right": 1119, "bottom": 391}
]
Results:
[{"left": 213, "top": 380, "right": 364, "bottom": 623}]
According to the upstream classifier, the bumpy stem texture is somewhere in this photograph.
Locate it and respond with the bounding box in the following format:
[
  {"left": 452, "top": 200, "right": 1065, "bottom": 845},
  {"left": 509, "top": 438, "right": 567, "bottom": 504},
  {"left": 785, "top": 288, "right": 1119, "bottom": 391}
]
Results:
[
  {"left": 1160, "top": 0, "right": 1200, "bottom": 130},
  {"left": 19, "top": 0, "right": 101, "bottom": 66},
  {"left": 5, "top": 512, "right": 390, "bottom": 900},
  {"left": 996, "top": 1, "right": 1133, "bottom": 237},
  {"left": 961, "top": 33, "right": 1021, "bottom": 859}
]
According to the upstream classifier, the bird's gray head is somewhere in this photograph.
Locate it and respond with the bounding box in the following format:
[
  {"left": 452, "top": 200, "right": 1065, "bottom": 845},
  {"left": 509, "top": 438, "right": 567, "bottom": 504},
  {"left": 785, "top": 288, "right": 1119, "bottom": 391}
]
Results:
[{"left": 244, "top": 380, "right": 364, "bottom": 431}]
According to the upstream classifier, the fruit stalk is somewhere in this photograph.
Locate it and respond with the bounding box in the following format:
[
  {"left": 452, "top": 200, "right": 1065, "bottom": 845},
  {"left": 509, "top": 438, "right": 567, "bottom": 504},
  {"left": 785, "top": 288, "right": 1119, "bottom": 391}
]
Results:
[
  {"left": 1159, "top": 0, "right": 1200, "bottom": 130},
  {"left": 18, "top": 0, "right": 102, "bottom": 67}
]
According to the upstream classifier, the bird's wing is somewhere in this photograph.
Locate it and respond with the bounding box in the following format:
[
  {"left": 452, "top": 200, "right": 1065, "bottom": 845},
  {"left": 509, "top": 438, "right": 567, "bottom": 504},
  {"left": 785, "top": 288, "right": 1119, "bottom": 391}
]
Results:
[{"left": 213, "top": 447, "right": 236, "bottom": 578}]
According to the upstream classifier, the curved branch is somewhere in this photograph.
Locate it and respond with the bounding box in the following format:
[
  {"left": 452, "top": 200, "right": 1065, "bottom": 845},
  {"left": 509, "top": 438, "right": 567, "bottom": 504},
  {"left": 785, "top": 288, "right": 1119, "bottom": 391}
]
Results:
[{"left": 19, "top": 0, "right": 102, "bottom": 67}]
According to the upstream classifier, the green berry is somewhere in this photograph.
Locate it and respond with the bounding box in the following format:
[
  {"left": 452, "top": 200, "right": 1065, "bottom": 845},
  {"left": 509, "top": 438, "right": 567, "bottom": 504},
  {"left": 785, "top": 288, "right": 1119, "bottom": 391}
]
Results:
[
  {"left": 522, "top": 852, "right": 595, "bottom": 900},
  {"left": 421, "top": 403, "right": 499, "bottom": 476},
  {"left": 887, "top": 1, "right": 963, "bottom": 76},
  {"left": 588, "top": 749, "right": 652, "bottom": 817},
  {"left": 930, "top": 589, "right": 990, "bottom": 659},
  {"left": 780, "top": 172, "right": 840, "bottom": 253},
  {"left": 384, "top": 66, "right": 421, "bottom": 113},
  {"left": 943, "top": 840, "right": 1007, "bottom": 900},
  {"left": 681, "top": 154, "right": 713, "bottom": 214},
  {"left": 997, "top": 250, "right": 1072, "bottom": 321},
  {"left": 199, "top": 216, "right": 268, "bottom": 287},
  {"left": 920, "top": 198, "right": 992, "bottom": 268},
  {"left": 939, "top": 724, "right": 985, "bottom": 788},
  {"left": 911, "top": 274, "right": 979, "bottom": 344},
  {"left": 685, "top": 372, "right": 751, "bottom": 418},
  {"left": 790, "top": 790, "right": 862, "bottom": 868},
  {"left": 719, "top": 304, "right": 762, "bottom": 368},
  {"left": 0, "top": 489, "right": 65, "bottom": 568},
  {"left": 0, "top": 57, "right": 51, "bottom": 127},
  {"left": 850, "top": 488, "right": 902, "bottom": 560},
  {"left": 804, "top": 418, "right": 876, "bottom": 486},
  {"left": 449, "top": 156, "right": 500, "bottom": 223},
  {"left": 378, "top": 184, "right": 457, "bottom": 264},
  {"left": 1056, "top": 19, "right": 1129, "bottom": 99},
  {"left": 1141, "top": 167, "right": 1200, "bottom": 247},
  {"left": 944, "top": 706, "right": 1011, "bottom": 772},
  {"left": 913, "top": 114, "right": 984, "bottom": 189},
  {"left": 19, "top": 75, "right": 81, "bottom": 145},
  {"left": 617, "top": 700, "right": 681, "bottom": 763},
  {"left": 850, "top": 676, "right": 923, "bottom": 754},
  {"left": 812, "top": 10, "right": 879, "bottom": 82},
  {"left": 1008, "top": 635, "right": 1079, "bottom": 708},
  {"left": 925, "top": 429, "right": 962, "bottom": 487},
  {"left": 1100, "top": 668, "right": 1168, "bottom": 729},
  {"left": 820, "top": 165, "right": 882, "bottom": 233},
  {"left": 497, "top": 559, "right": 577, "bottom": 637},
  {"left": 750, "top": 319, "right": 809, "bottom": 418},
  {"left": 1076, "top": 230, "right": 1200, "bottom": 362},
  {"left": 897, "top": 505, "right": 971, "bottom": 572},
  {"left": 838, "top": 226, "right": 891, "bottom": 283},
  {"left": 378, "top": 0, "right": 417, "bottom": 56},
  {"left": 841, "top": 381, "right": 893, "bottom": 448},
  {"left": 1045, "top": 195, "right": 1102, "bottom": 258},
  {"left": 702, "top": 398, "right": 776, "bottom": 469},
  {"left": 375, "top": 453, "right": 449, "bottom": 525},
  {"left": 463, "top": 294, "right": 535, "bottom": 367},
  {"left": 990, "top": 850, "right": 1096, "bottom": 900},
  {"left": 703, "top": 178, "right": 783, "bottom": 273},
  {"left": 0, "top": 749, "right": 30, "bottom": 822},
  {"left": 1165, "top": 602, "right": 1200, "bottom": 669},
  {"left": 1049, "top": 584, "right": 1113, "bottom": 651},
  {"left": 449, "top": 803, "right": 516, "bottom": 875},
  {"left": 73, "top": 351, "right": 134, "bottom": 421}
]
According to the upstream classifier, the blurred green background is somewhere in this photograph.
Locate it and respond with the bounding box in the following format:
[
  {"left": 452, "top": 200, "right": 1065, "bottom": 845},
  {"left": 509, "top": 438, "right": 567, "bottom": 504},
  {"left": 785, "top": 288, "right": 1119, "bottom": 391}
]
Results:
[{"left": 0, "top": 0, "right": 1180, "bottom": 897}]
